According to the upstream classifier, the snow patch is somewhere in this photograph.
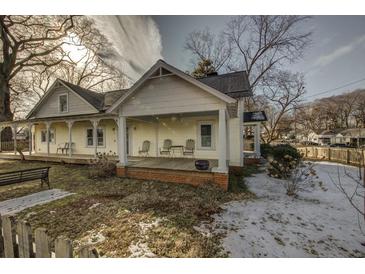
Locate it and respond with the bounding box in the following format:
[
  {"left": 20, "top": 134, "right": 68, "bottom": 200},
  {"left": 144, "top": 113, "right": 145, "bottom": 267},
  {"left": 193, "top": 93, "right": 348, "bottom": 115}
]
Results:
[{"left": 208, "top": 162, "right": 365, "bottom": 257}]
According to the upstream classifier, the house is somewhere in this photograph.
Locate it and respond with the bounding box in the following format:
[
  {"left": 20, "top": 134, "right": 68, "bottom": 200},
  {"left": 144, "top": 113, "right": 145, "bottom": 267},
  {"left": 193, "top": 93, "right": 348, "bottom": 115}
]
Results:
[
  {"left": 339, "top": 128, "right": 365, "bottom": 146},
  {"left": 0, "top": 60, "right": 253, "bottom": 190},
  {"left": 317, "top": 129, "right": 343, "bottom": 145}
]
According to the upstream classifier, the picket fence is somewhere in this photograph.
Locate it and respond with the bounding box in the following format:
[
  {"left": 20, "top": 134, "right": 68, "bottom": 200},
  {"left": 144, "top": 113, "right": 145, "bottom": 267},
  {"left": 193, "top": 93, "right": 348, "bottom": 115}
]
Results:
[
  {"left": 0, "top": 214, "right": 98, "bottom": 258},
  {"left": 297, "top": 146, "right": 365, "bottom": 166}
]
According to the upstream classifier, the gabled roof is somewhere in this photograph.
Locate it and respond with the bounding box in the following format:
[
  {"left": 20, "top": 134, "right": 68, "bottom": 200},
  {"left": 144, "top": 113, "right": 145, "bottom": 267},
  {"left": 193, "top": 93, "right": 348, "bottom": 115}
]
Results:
[
  {"left": 58, "top": 80, "right": 105, "bottom": 111},
  {"left": 107, "top": 59, "right": 248, "bottom": 113},
  {"left": 198, "top": 71, "right": 251, "bottom": 99}
]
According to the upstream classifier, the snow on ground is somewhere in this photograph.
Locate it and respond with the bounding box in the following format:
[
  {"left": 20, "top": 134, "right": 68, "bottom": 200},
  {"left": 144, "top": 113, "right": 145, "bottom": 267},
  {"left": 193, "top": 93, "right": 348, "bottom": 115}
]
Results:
[
  {"left": 209, "top": 162, "right": 365, "bottom": 258},
  {"left": 0, "top": 189, "right": 73, "bottom": 215}
]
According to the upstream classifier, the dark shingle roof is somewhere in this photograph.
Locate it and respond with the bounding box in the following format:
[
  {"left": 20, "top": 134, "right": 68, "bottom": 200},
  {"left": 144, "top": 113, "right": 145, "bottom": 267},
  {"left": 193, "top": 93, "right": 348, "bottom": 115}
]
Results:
[
  {"left": 103, "top": 89, "right": 129, "bottom": 109},
  {"left": 198, "top": 71, "right": 252, "bottom": 98},
  {"left": 59, "top": 80, "right": 105, "bottom": 111}
]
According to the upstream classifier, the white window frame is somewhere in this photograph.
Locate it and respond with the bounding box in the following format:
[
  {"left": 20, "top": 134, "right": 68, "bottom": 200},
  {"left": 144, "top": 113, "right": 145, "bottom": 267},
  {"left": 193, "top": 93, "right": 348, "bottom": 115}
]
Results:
[
  {"left": 40, "top": 128, "right": 56, "bottom": 144},
  {"left": 58, "top": 93, "right": 69, "bottom": 113},
  {"left": 197, "top": 121, "right": 215, "bottom": 150},
  {"left": 86, "top": 127, "right": 105, "bottom": 147}
]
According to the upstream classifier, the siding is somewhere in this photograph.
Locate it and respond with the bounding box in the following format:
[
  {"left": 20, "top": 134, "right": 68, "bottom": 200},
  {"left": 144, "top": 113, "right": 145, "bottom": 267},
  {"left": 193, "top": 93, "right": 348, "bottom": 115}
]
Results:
[
  {"left": 128, "top": 115, "right": 219, "bottom": 159},
  {"left": 120, "top": 75, "right": 226, "bottom": 117},
  {"left": 34, "top": 120, "right": 118, "bottom": 155},
  {"left": 32, "top": 85, "right": 98, "bottom": 118}
]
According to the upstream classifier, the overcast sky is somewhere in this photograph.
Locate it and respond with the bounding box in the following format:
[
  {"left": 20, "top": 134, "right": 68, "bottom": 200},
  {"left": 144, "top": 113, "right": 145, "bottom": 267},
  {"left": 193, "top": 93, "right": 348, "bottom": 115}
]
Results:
[
  {"left": 154, "top": 16, "right": 365, "bottom": 101},
  {"left": 94, "top": 16, "right": 365, "bottom": 102}
]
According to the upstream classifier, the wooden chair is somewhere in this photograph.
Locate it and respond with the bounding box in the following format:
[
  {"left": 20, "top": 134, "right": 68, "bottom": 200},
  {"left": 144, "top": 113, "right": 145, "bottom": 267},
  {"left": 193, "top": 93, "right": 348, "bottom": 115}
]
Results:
[
  {"left": 160, "top": 139, "right": 172, "bottom": 156},
  {"left": 63, "top": 142, "right": 74, "bottom": 155},
  {"left": 138, "top": 140, "right": 150, "bottom": 156},
  {"left": 183, "top": 139, "right": 195, "bottom": 156},
  {"left": 56, "top": 143, "right": 67, "bottom": 154}
]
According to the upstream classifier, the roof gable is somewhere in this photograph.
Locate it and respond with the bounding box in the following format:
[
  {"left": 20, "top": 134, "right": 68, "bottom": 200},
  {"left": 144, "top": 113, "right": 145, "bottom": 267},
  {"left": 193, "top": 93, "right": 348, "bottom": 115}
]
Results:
[
  {"left": 106, "top": 60, "right": 237, "bottom": 113},
  {"left": 26, "top": 79, "right": 101, "bottom": 119}
]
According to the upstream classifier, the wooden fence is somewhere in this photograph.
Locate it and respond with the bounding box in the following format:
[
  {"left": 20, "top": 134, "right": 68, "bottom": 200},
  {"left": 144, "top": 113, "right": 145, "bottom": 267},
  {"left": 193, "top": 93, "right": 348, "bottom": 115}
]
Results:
[
  {"left": 297, "top": 146, "right": 365, "bottom": 166},
  {"left": 0, "top": 214, "right": 98, "bottom": 258}
]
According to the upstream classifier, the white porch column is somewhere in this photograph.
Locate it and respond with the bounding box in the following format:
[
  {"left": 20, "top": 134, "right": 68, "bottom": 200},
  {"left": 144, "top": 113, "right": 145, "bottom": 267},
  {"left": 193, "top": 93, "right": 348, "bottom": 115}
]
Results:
[
  {"left": 238, "top": 99, "right": 244, "bottom": 167},
  {"left": 67, "top": 121, "right": 74, "bottom": 157},
  {"left": 0, "top": 126, "right": 3, "bottom": 152},
  {"left": 118, "top": 115, "right": 128, "bottom": 166},
  {"left": 217, "top": 108, "right": 228, "bottom": 172},
  {"left": 12, "top": 124, "right": 17, "bottom": 155},
  {"left": 91, "top": 120, "right": 99, "bottom": 157},
  {"left": 254, "top": 123, "right": 261, "bottom": 157},
  {"left": 45, "top": 122, "right": 51, "bottom": 156},
  {"left": 28, "top": 123, "right": 32, "bottom": 155}
]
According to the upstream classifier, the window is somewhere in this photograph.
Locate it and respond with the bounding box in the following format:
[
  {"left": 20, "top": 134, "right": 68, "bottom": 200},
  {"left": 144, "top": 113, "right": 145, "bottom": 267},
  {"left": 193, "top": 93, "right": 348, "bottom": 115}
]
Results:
[
  {"left": 59, "top": 94, "right": 68, "bottom": 113},
  {"left": 198, "top": 122, "right": 214, "bottom": 149},
  {"left": 86, "top": 128, "right": 104, "bottom": 147},
  {"left": 41, "top": 129, "right": 55, "bottom": 143}
]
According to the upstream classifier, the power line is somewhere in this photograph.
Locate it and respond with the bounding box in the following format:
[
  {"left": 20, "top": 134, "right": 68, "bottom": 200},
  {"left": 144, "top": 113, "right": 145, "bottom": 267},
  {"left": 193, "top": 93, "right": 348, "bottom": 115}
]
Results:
[{"left": 304, "top": 76, "right": 365, "bottom": 99}]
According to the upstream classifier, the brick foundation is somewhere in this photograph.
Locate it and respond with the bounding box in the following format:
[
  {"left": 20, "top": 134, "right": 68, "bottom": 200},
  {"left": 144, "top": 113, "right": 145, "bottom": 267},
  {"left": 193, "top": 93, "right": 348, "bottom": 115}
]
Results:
[{"left": 116, "top": 166, "right": 229, "bottom": 191}]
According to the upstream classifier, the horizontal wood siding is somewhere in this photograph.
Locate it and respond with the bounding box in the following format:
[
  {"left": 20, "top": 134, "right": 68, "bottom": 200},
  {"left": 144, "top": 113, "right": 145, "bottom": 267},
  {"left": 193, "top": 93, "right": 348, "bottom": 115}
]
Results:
[
  {"left": 120, "top": 75, "right": 225, "bottom": 116},
  {"left": 33, "top": 85, "right": 98, "bottom": 118}
]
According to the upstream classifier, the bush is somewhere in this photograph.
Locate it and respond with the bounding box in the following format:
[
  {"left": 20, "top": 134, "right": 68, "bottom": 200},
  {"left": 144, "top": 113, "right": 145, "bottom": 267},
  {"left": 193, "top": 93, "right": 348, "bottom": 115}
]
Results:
[
  {"left": 260, "top": 143, "right": 274, "bottom": 159},
  {"left": 271, "top": 144, "right": 301, "bottom": 161},
  {"left": 267, "top": 154, "right": 300, "bottom": 179},
  {"left": 88, "top": 152, "right": 116, "bottom": 179}
]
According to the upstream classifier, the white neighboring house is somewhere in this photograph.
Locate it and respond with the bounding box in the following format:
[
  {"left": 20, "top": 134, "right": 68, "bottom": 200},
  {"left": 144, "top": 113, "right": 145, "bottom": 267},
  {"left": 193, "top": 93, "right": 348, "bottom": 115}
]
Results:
[{"left": 0, "top": 60, "right": 254, "bottom": 190}]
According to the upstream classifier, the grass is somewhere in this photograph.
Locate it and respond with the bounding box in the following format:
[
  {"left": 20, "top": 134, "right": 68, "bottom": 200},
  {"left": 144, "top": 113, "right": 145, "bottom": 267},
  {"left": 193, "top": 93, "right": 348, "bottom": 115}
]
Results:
[
  {"left": 228, "top": 164, "right": 262, "bottom": 193},
  {"left": 0, "top": 159, "right": 254, "bottom": 257}
]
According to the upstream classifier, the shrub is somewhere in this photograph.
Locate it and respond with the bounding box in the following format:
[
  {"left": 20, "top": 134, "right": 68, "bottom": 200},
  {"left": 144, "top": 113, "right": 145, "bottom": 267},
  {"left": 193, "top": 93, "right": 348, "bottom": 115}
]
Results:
[
  {"left": 260, "top": 143, "right": 274, "bottom": 159},
  {"left": 267, "top": 154, "right": 300, "bottom": 179},
  {"left": 88, "top": 152, "right": 116, "bottom": 179},
  {"left": 271, "top": 144, "right": 301, "bottom": 161}
]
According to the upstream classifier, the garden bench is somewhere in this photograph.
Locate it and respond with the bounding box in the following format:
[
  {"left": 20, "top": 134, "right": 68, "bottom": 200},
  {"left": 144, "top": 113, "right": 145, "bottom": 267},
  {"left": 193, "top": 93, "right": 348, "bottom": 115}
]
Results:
[{"left": 0, "top": 167, "right": 51, "bottom": 189}]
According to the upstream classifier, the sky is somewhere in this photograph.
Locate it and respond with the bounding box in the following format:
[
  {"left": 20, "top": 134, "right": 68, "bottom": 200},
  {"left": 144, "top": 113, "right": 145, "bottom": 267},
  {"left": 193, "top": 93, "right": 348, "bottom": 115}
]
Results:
[{"left": 93, "top": 16, "right": 365, "bottom": 102}]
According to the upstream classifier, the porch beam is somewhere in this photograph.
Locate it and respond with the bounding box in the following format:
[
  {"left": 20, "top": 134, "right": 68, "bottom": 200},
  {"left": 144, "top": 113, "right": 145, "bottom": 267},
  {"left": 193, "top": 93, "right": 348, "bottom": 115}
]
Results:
[
  {"left": 45, "top": 122, "right": 51, "bottom": 156},
  {"left": 217, "top": 108, "right": 228, "bottom": 172},
  {"left": 254, "top": 123, "right": 261, "bottom": 157},
  {"left": 67, "top": 121, "right": 74, "bottom": 157},
  {"left": 12, "top": 124, "right": 17, "bottom": 155},
  {"left": 118, "top": 115, "right": 128, "bottom": 166},
  {"left": 28, "top": 123, "right": 33, "bottom": 156},
  {"left": 238, "top": 98, "right": 244, "bottom": 166},
  {"left": 0, "top": 126, "right": 2, "bottom": 152},
  {"left": 91, "top": 120, "right": 99, "bottom": 157}
]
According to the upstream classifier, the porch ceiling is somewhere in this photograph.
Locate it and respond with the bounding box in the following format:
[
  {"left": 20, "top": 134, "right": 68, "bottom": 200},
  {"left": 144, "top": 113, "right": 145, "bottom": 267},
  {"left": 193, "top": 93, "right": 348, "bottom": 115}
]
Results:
[{"left": 127, "top": 110, "right": 219, "bottom": 123}]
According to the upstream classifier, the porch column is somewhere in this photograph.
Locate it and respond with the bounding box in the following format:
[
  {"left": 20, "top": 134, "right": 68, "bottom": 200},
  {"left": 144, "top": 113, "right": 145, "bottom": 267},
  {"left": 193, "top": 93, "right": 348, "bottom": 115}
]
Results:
[
  {"left": 238, "top": 98, "right": 244, "bottom": 166},
  {"left": 28, "top": 123, "right": 32, "bottom": 156},
  {"left": 254, "top": 123, "right": 261, "bottom": 158},
  {"left": 118, "top": 115, "right": 128, "bottom": 166},
  {"left": 91, "top": 120, "right": 99, "bottom": 157},
  {"left": 12, "top": 124, "right": 17, "bottom": 155},
  {"left": 67, "top": 121, "right": 74, "bottom": 157},
  {"left": 0, "top": 126, "right": 2, "bottom": 152},
  {"left": 217, "top": 108, "right": 228, "bottom": 172},
  {"left": 45, "top": 122, "right": 51, "bottom": 156}
]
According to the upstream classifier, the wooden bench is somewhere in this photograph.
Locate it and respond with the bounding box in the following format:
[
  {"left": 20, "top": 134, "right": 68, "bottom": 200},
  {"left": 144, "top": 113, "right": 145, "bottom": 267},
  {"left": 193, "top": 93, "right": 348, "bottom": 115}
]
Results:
[{"left": 0, "top": 167, "right": 51, "bottom": 189}]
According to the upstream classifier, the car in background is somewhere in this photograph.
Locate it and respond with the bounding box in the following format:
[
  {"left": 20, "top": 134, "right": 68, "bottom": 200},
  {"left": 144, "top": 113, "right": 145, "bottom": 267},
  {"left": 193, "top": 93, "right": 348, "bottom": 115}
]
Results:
[{"left": 329, "top": 143, "right": 347, "bottom": 148}]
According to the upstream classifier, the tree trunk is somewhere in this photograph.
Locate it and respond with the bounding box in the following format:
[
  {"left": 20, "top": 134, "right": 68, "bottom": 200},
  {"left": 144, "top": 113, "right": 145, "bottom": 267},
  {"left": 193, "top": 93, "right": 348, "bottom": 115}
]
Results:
[
  {"left": 0, "top": 76, "right": 13, "bottom": 122},
  {"left": 0, "top": 76, "right": 14, "bottom": 142}
]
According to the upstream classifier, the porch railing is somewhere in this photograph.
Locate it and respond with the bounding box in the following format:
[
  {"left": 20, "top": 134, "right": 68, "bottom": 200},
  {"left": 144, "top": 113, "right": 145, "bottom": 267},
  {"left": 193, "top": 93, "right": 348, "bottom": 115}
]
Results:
[{"left": 0, "top": 140, "right": 29, "bottom": 152}]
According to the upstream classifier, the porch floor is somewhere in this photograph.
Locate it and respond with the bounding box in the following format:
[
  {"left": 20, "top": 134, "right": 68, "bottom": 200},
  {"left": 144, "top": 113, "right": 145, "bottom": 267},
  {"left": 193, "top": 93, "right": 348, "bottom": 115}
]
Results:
[
  {"left": 0, "top": 151, "right": 218, "bottom": 172},
  {"left": 128, "top": 156, "right": 218, "bottom": 172}
]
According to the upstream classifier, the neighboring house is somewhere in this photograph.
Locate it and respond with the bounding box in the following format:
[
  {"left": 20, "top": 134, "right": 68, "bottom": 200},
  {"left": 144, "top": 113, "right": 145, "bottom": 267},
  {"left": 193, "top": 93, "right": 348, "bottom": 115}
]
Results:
[
  {"left": 0, "top": 60, "right": 253, "bottom": 190},
  {"left": 317, "top": 129, "right": 343, "bottom": 145},
  {"left": 339, "top": 128, "right": 365, "bottom": 146}
]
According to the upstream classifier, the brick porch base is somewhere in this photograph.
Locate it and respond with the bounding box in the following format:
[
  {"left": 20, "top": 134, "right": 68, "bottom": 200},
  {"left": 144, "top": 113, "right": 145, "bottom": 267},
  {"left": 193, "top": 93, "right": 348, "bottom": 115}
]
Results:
[{"left": 116, "top": 166, "right": 229, "bottom": 191}]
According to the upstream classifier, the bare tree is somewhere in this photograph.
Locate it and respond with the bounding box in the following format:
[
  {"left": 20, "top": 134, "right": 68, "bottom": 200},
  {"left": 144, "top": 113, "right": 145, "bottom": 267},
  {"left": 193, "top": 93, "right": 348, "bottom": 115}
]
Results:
[
  {"left": 185, "top": 28, "right": 232, "bottom": 72},
  {"left": 225, "top": 16, "right": 311, "bottom": 92},
  {"left": 6, "top": 16, "right": 128, "bottom": 119},
  {"left": 0, "top": 15, "right": 75, "bottom": 121},
  {"left": 330, "top": 165, "right": 365, "bottom": 244},
  {"left": 257, "top": 70, "right": 306, "bottom": 143}
]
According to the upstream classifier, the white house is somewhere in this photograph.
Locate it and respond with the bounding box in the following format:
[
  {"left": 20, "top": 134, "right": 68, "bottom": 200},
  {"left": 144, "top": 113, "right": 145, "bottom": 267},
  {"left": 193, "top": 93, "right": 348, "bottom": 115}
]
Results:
[{"left": 0, "top": 60, "right": 254, "bottom": 190}]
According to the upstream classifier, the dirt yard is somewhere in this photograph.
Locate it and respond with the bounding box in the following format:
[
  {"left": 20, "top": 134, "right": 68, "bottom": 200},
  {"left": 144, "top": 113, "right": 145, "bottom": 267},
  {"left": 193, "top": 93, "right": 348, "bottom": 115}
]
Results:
[{"left": 0, "top": 159, "right": 252, "bottom": 257}]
